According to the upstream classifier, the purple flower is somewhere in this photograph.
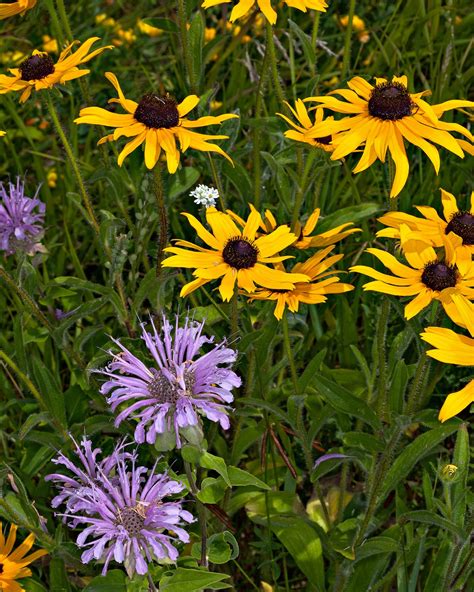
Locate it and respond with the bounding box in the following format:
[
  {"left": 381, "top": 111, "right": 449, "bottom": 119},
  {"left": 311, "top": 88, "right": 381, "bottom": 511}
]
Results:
[
  {"left": 47, "top": 439, "right": 194, "bottom": 577},
  {"left": 0, "top": 177, "right": 45, "bottom": 255},
  {"left": 98, "top": 315, "right": 241, "bottom": 448}
]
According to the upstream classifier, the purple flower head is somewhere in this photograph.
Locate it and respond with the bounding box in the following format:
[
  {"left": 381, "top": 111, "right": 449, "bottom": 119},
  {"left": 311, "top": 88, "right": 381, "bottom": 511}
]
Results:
[
  {"left": 45, "top": 435, "right": 128, "bottom": 519},
  {"left": 0, "top": 177, "right": 45, "bottom": 256},
  {"left": 48, "top": 440, "right": 194, "bottom": 577},
  {"left": 98, "top": 315, "right": 241, "bottom": 448}
]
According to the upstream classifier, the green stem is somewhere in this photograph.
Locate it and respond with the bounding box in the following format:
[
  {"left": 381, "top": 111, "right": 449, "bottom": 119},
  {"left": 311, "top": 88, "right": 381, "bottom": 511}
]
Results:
[
  {"left": 153, "top": 164, "right": 168, "bottom": 277},
  {"left": 184, "top": 461, "right": 208, "bottom": 568},
  {"left": 177, "top": 0, "right": 197, "bottom": 93},
  {"left": 266, "top": 21, "right": 286, "bottom": 104},
  {"left": 208, "top": 154, "right": 226, "bottom": 210},
  {"left": 311, "top": 12, "right": 321, "bottom": 56},
  {"left": 230, "top": 286, "right": 239, "bottom": 338},
  {"left": 253, "top": 33, "right": 271, "bottom": 209},
  {"left": 45, "top": 92, "right": 101, "bottom": 238},
  {"left": 44, "top": 0, "right": 65, "bottom": 47},
  {"left": 341, "top": 0, "right": 356, "bottom": 80},
  {"left": 282, "top": 311, "right": 299, "bottom": 394},
  {"left": 374, "top": 298, "right": 390, "bottom": 420},
  {"left": 55, "top": 0, "right": 74, "bottom": 42},
  {"left": 291, "top": 149, "right": 317, "bottom": 231}
]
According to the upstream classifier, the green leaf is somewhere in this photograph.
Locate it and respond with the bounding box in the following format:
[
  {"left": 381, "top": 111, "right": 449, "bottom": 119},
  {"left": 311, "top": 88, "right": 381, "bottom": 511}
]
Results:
[
  {"left": 192, "top": 532, "right": 239, "bottom": 565},
  {"left": 380, "top": 424, "right": 458, "bottom": 501},
  {"left": 355, "top": 536, "right": 399, "bottom": 560},
  {"left": 400, "top": 510, "right": 465, "bottom": 538},
  {"left": 288, "top": 20, "right": 315, "bottom": 67},
  {"left": 159, "top": 568, "right": 231, "bottom": 591},
  {"left": 272, "top": 519, "right": 324, "bottom": 591},
  {"left": 196, "top": 477, "right": 227, "bottom": 504},
  {"left": 452, "top": 423, "right": 469, "bottom": 527},
  {"left": 298, "top": 349, "right": 327, "bottom": 394},
  {"left": 49, "top": 557, "right": 71, "bottom": 592},
  {"left": 30, "top": 357, "right": 67, "bottom": 428},
  {"left": 83, "top": 570, "right": 127, "bottom": 592},
  {"left": 227, "top": 466, "right": 270, "bottom": 490},
  {"left": 312, "top": 373, "right": 381, "bottom": 430},
  {"left": 168, "top": 167, "right": 200, "bottom": 200},
  {"left": 189, "top": 13, "right": 204, "bottom": 87},
  {"left": 317, "top": 203, "right": 382, "bottom": 232},
  {"left": 181, "top": 446, "right": 231, "bottom": 486}
]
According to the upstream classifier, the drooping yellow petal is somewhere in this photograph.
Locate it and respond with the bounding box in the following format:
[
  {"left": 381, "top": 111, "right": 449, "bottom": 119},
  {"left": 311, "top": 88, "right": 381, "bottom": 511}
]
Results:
[{"left": 438, "top": 381, "right": 474, "bottom": 422}]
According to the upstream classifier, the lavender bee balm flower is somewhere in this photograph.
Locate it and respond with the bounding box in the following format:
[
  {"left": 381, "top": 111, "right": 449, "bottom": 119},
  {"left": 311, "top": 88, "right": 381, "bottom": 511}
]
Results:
[
  {"left": 99, "top": 315, "right": 241, "bottom": 448},
  {"left": 0, "top": 177, "right": 45, "bottom": 255}
]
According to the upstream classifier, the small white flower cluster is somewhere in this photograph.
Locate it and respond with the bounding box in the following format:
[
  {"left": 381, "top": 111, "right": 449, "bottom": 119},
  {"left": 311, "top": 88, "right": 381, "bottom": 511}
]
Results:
[{"left": 190, "top": 184, "right": 219, "bottom": 208}]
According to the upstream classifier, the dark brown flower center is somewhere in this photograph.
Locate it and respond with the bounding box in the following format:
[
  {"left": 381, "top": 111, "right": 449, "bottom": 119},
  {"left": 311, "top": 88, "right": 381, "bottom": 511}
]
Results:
[
  {"left": 134, "top": 94, "right": 180, "bottom": 129},
  {"left": 148, "top": 369, "right": 195, "bottom": 404},
  {"left": 116, "top": 506, "right": 145, "bottom": 537},
  {"left": 222, "top": 237, "right": 259, "bottom": 269},
  {"left": 19, "top": 54, "right": 55, "bottom": 81},
  {"left": 421, "top": 261, "right": 458, "bottom": 291},
  {"left": 315, "top": 135, "right": 332, "bottom": 145},
  {"left": 368, "top": 82, "right": 413, "bottom": 121},
  {"left": 445, "top": 211, "right": 474, "bottom": 245},
  {"left": 0, "top": 563, "right": 3, "bottom": 574}
]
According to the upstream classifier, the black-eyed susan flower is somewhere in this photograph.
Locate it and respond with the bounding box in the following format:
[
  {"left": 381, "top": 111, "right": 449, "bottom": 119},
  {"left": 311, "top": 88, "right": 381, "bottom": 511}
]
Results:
[
  {"left": 0, "top": 0, "right": 35, "bottom": 19},
  {"left": 278, "top": 102, "right": 334, "bottom": 152},
  {"left": 378, "top": 189, "right": 474, "bottom": 258},
  {"left": 229, "top": 205, "right": 360, "bottom": 250},
  {"left": 351, "top": 226, "right": 474, "bottom": 322},
  {"left": 75, "top": 73, "right": 238, "bottom": 172},
  {"left": 162, "top": 207, "right": 309, "bottom": 301},
  {"left": 0, "top": 38, "right": 112, "bottom": 103},
  {"left": 202, "top": 0, "right": 327, "bottom": 25},
  {"left": 339, "top": 15, "right": 370, "bottom": 43},
  {"left": 305, "top": 75, "right": 474, "bottom": 197},
  {"left": 421, "top": 294, "right": 474, "bottom": 421},
  {"left": 245, "top": 246, "right": 354, "bottom": 319},
  {"left": 0, "top": 521, "right": 47, "bottom": 591}
]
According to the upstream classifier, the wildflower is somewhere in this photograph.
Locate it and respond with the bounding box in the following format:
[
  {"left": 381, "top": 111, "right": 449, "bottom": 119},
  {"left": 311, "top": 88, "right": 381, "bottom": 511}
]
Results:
[
  {"left": 0, "top": 38, "right": 113, "bottom": 103},
  {"left": 339, "top": 15, "right": 370, "bottom": 43},
  {"left": 190, "top": 184, "right": 219, "bottom": 208},
  {"left": 137, "top": 19, "right": 163, "bottom": 37},
  {"left": 421, "top": 294, "right": 474, "bottom": 421},
  {"left": 0, "top": 521, "right": 47, "bottom": 590},
  {"left": 0, "top": 0, "right": 35, "bottom": 20},
  {"left": 98, "top": 315, "right": 241, "bottom": 447},
  {"left": 96, "top": 13, "right": 116, "bottom": 28},
  {"left": 42, "top": 35, "right": 58, "bottom": 53},
  {"left": 440, "top": 464, "right": 459, "bottom": 481},
  {"left": 245, "top": 247, "right": 354, "bottom": 319},
  {"left": 202, "top": 0, "right": 328, "bottom": 25},
  {"left": 229, "top": 205, "right": 360, "bottom": 250},
  {"left": 0, "top": 177, "right": 45, "bottom": 256},
  {"left": 351, "top": 225, "right": 474, "bottom": 323},
  {"left": 278, "top": 102, "right": 334, "bottom": 151},
  {"left": 47, "top": 169, "right": 58, "bottom": 188},
  {"left": 162, "top": 207, "right": 309, "bottom": 300},
  {"left": 305, "top": 75, "right": 474, "bottom": 197},
  {"left": 48, "top": 439, "right": 194, "bottom": 576},
  {"left": 0, "top": 131, "right": 5, "bottom": 137},
  {"left": 378, "top": 189, "right": 474, "bottom": 257},
  {"left": 113, "top": 28, "right": 136, "bottom": 47},
  {"left": 75, "top": 72, "right": 238, "bottom": 172}
]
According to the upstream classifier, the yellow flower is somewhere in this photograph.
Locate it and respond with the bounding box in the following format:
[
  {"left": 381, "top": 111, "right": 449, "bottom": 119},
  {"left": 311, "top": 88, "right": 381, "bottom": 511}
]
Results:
[
  {"left": 0, "top": 0, "right": 35, "bottom": 19},
  {"left": 96, "top": 13, "right": 116, "bottom": 28},
  {"left": 351, "top": 225, "right": 474, "bottom": 322},
  {"left": 162, "top": 207, "right": 309, "bottom": 301},
  {"left": 0, "top": 38, "right": 113, "bottom": 103},
  {"left": 210, "top": 100, "right": 223, "bottom": 110},
  {"left": 378, "top": 189, "right": 474, "bottom": 258},
  {"left": 305, "top": 75, "right": 474, "bottom": 197},
  {"left": 75, "top": 73, "right": 238, "bottom": 172},
  {"left": 0, "top": 521, "right": 47, "bottom": 592},
  {"left": 0, "top": 51, "right": 26, "bottom": 66},
  {"left": 277, "top": 101, "right": 334, "bottom": 151},
  {"left": 339, "top": 15, "right": 370, "bottom": 43},
  {"left": 137, "top": 19, "right": 163, "bottom": 37},
  {"left": 47, "top": 169, "right": 58, "bottom": 188},
  {"left": 229, "top": 205, "right": 360, "bottom": 250},
  {"left": 0, "top": 130, "right": 6, "bottom": 137},
  {"left": 201, "top": 0, "right": 327, "bottom": 25},
  {"left": 205, "top": 27, "right": 217, "bottom": 42},
  {"left": 42, "top": 35, "right": 58, "bottom": 53},
  {"left": 245, "top": 246, "right": 354, "bottom": 319},
  {"left": 113, "top": 28, "right": 136, "bottom": 46},
  {"left": 421, "top": 294, "right": 474, "bottom": 421}
]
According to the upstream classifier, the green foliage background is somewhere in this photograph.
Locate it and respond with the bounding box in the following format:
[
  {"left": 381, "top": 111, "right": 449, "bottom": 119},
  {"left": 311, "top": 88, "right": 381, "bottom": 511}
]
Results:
[{"left": 0, "top": 0, "right": 472, "bottom": 590}]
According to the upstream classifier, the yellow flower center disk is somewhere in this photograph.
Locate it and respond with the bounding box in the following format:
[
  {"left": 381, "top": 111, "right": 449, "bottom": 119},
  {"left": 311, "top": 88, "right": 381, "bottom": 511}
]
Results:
[
  {"left": 222, "top": 237, "right": 259, "bottom": 269},
  {"left": 421, "top": 261, "right": 458, "bottom": 291},
  {"left": 19, "top": 54, "right": 55, "bottom": 81},
  {"left": 147, "top": 369, "right": 195, "bottom": 403},
  {"left": 368, "top": 82, "right": 413, "bottom": 121},
  {"left": 445, "top": 212, "right": 474, "bottom": 245},
  {"left": 134, "top": 94, "right": 180, "bottom": 129},
  {"left": 116, "top": 507, "right": 145, "bottom": 536}
]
